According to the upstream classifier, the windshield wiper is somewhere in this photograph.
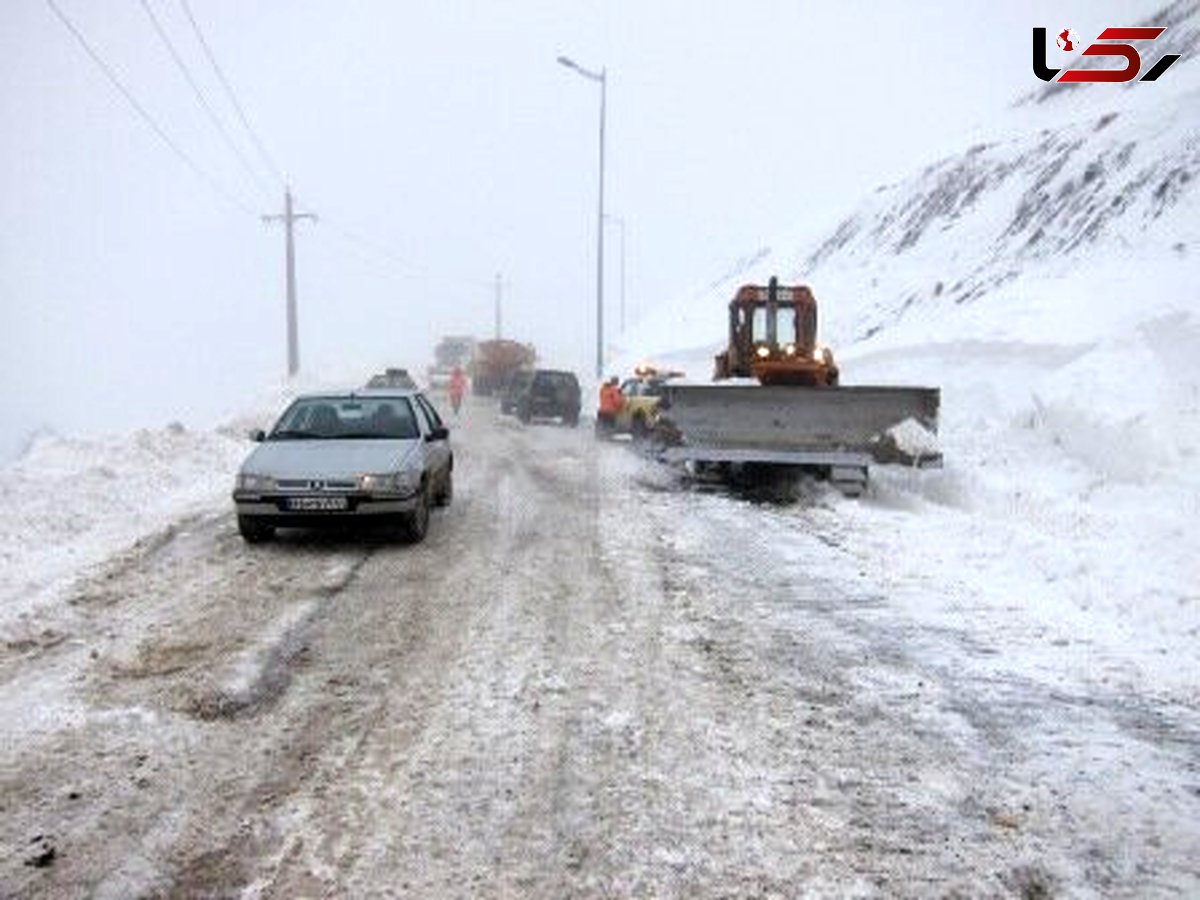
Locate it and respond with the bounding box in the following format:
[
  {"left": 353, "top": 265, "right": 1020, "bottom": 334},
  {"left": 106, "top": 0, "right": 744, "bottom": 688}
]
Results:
[
  {"left": 269, "top": 429, "right": 318, "bottom": 440},
  {"left": 339, "top": 431, "right": 418, "bottom": 440}
]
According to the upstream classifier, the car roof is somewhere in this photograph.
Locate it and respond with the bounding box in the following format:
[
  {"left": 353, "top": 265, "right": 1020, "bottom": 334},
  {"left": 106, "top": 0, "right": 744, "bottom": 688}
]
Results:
[{"left": 293, "top": 388, "right": 424, "bottom": 400}]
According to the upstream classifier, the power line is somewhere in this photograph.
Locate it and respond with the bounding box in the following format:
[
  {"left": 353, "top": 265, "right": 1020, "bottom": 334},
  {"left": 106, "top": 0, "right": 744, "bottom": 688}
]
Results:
[
  {"left": 138, "top": 0, "right": 274, "bottom": 201},
  {"left": 319, "top": 216, "right": 429, "bottom": 279},
  {"left": 44, "top": 0, "right": 256, "bottom": 215},
  {"left": 179, "top": 0, "right": 286, "bottom": 187}
]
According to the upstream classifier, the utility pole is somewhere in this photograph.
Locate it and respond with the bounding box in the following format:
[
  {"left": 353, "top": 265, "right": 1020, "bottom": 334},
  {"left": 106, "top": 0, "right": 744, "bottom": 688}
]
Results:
[
  {"left": 494, "top": 272, "right": 503, "bottom": 339},
  {"left": 596, "top": 68, "right": 606, "bottom": 378},
  {"left": 262, "top": 188, "right": 316, "bottom": 377}
]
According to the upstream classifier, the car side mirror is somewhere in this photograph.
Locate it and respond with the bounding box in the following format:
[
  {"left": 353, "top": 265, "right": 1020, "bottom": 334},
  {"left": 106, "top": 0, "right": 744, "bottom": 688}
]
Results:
[
  {"left": 249, "top": 429, "right": 266, "bottom": 442},
  {"left": 426, "top": 426, "right": 449, "bottom": 442}
]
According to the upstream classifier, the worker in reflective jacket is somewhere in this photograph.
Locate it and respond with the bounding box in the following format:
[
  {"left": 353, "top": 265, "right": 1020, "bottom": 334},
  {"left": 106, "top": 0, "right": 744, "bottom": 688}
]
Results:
[
  {"left": 595, "top": 376, "right": 623, "bottom": 438},
  {"left": 449, "top": 365, "right": 467, "bottom": 415}
]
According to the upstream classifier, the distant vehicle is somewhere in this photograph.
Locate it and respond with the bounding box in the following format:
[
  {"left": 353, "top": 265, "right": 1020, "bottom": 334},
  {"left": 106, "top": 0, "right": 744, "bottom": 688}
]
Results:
[
  {"left": 499, "top": 369, "right": 535, "bottom": 415},
  {"left": 512, "top": 369, "right": 581, "bottom": 426},
  {"left": 232, "top": 388, "right": 453, "bottom": 543},
  {"left": 610, "top": 365, "right": 685, "bottom": 440},
  {"left": 366, "top": 368, "right": 418, "bottom": 389},
  {"left": 472, "top": 339, "right": 536, "bottom": 396}
]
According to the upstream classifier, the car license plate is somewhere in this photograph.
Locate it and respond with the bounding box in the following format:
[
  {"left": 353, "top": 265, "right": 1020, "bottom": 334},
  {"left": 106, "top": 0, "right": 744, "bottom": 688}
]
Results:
[{"left": 287, "top": 496, "right": 349, "bottom": 512}]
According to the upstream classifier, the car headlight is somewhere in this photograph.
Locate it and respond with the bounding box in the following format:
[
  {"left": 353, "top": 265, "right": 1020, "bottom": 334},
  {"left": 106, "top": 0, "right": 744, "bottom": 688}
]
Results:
[
  {"left": 812, "top": 346, "right": 825, "bottom": 362},
  {"left": 783, "top": 343, "right": 796, "bottom": 356},
  {"left": 359, "top": 471, "right": 418, "bottom": 495},
  {"left": 236, "top": 473, "right": 276, "bottom": 492},
  {"left": 755, "top": 345, "right": 771, "bottom": 359}
]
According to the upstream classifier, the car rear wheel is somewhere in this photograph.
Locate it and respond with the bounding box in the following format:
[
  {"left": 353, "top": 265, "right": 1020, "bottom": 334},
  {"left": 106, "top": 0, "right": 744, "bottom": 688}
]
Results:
[
  {"left": 237, "top": 515, "right": 274, "bottom": 544},
  {"left": 402, "top": 483, "right": 430, "bottom": 543}
]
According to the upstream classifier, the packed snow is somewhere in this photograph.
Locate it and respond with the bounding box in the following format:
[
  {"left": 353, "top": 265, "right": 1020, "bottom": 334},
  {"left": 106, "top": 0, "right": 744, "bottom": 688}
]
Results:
[{"left": 4, "top": 13, "right": 1198, "bottom": 729}]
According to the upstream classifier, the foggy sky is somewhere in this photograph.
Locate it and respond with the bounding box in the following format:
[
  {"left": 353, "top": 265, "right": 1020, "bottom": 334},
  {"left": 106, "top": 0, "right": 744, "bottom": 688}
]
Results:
[{"left": 0, "top": 0, "right": 1144, "bottom": 456}]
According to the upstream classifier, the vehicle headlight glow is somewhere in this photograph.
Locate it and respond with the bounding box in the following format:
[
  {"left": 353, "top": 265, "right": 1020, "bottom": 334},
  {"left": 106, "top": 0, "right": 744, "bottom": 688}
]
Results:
[
  {"left": 783, "top": 343, "right": 796, "bottom": 356},
  {"left": 236, "top": 473, "right": 276, "bottom": 492},
  {"left": 755, "top": 345, "right": 771, "bottom": 359},
  {"left": 812, "top": 346, "right": 825, "bottom": 362},
  {"left": 359, "top": 471, "right": 417, "bottom": 495}
]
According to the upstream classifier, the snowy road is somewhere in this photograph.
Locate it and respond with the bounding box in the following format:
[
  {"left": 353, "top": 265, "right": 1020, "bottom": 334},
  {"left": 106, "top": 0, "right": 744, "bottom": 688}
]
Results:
[{"left": 2, "top": 401, "right": 1198, "bottom": 897}]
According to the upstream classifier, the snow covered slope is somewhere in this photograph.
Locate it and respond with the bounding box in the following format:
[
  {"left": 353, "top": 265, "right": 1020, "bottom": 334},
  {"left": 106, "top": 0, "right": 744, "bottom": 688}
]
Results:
[{"left": 613, "top": 6, "right": 1200, "bottom": 697}]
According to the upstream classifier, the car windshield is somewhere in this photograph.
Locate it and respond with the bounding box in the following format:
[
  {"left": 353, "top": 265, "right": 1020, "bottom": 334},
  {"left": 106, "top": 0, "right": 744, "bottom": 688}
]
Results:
[
  {"left": 536, "top": 372, "right": 576, "bottom": 390},
  {"left": 270, "top": 396, "right": 420, "bottom": 440}
]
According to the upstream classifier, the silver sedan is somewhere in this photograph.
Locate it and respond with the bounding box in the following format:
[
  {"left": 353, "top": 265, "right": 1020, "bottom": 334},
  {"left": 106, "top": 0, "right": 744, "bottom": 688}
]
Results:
[{"left": 232, "top": 389, "right": 453, "bottom": 543}]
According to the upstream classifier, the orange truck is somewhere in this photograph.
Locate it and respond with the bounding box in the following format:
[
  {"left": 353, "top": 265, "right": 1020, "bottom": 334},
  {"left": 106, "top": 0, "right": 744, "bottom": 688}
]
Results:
[{"left": 472, "top": 339, "right": 536, "bottom": 396}]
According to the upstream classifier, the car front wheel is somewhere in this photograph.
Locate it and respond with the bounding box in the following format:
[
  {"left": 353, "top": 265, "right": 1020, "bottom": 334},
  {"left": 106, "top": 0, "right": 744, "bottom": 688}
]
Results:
[
  {"left": 237, "top": 515, "right": 274, "bottom": 544},
  {"left": 435, "top": 469, "right": 453, "bottom": 507},
  {"left": 402, "top": 483, "right": 430, "bottom": 543}
]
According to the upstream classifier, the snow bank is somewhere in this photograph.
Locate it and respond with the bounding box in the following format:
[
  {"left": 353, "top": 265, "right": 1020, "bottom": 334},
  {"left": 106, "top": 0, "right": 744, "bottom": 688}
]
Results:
[
  {"left": 0, "top": 374, "right": 326, "bottom": 642},
  {"left": 613, "top": 60, "right": 1200, "bottom": 698},
  {"left": 0, "top": 426, "right": 246, "bottom": 640}
]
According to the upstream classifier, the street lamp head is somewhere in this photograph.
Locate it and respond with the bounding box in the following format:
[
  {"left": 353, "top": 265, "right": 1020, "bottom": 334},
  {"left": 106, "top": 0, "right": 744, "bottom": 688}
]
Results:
[{"left": 557, "top": 54, "right": 604, "bottom": 82}]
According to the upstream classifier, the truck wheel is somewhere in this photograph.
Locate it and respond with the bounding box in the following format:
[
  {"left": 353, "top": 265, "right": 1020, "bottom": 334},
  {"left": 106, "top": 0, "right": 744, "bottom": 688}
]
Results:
[
  {"left": 237, "top": 515, "right": 274, "bottom": 544},
  {"left": 518, "top": 403, "right": 532, "bottom": 424}
]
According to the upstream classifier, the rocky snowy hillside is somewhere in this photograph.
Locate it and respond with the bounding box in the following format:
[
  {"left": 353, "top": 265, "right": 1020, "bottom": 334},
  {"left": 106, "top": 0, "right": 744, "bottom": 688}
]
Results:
[{"left": 614, "top": 6, "right": 1200, "bottom": 697}]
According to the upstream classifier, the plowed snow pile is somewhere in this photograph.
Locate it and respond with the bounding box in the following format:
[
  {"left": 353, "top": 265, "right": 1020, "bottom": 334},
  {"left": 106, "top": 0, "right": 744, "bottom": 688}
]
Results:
[{"left": 611, "top": 55, "right": 1200, "bottom": 699}]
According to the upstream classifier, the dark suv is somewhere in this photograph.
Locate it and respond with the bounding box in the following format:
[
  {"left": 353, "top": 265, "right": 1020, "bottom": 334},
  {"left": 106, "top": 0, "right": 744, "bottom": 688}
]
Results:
[
  {"left": 514, "top": 369, "right": 581, "bottom": 426},
  {"left": 499, "top": 370, "right": 535, "bottom": 415}
]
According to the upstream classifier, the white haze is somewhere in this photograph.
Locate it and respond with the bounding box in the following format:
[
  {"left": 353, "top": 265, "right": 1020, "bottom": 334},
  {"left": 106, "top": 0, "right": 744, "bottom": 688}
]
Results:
[{"left": 0, "top": 0, "right": 1143, "bottom": 457}]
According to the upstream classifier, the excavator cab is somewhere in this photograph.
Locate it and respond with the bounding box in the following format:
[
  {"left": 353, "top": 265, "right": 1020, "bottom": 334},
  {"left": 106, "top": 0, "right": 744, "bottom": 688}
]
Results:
[{"left": 714, "top": 276, "right": 838, "bottom": 386}]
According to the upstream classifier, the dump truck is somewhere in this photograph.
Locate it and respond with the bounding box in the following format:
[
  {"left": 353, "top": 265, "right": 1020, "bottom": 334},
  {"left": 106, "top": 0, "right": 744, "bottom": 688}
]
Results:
[
  {"left": 472, "top": 339, "right": 537, "bottom": 396},
  {"left": 655, "top": 277, "right": 941, "bottom": 495}
]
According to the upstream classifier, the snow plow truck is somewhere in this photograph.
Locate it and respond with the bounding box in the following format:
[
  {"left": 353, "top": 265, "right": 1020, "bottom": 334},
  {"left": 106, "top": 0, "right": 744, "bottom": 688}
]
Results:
[{"left": 655, "top": 277, "right": 941, "bottom": 495}]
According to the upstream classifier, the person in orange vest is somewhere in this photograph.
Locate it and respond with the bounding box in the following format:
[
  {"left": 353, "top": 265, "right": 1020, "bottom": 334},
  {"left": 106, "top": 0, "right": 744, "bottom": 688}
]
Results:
[
  {"left": 448, "top": 365, "right": 467, "bottom": 415},
  {"left": 595, "top": 376, "right": 623, "bottom": 438}
]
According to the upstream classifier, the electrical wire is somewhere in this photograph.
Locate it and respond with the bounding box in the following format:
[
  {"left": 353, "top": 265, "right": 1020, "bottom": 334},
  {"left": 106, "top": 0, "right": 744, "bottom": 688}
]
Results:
[
  {"left": 319, "top": 216, "right": 429, "bottom": 279},
  {"left": 179, "top": 0, "right": 287, "bottom": 188},
  {"left": 44, "top": 0, "right": 257, "bottom": 215},
  {"left": 319, "top": 217, "right": 498, "bottom": 289},
  {"left": 137, "top": 0, "right": 274, "bottom": 201}
]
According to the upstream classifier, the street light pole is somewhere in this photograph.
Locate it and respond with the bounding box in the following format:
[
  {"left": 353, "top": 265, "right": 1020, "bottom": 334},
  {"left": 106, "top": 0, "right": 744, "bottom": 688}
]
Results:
[
  {"left": 557, "top": 55, "right": 606, "bottom": 380},
  {"left": 605, "top": 214, "right": 626, "bottom": 332}
]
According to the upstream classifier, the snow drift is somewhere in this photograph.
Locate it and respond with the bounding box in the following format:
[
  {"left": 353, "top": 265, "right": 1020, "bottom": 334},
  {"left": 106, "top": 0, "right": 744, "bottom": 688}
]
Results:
[{"left": 611, "top": 6, "right": 1200, "bottom": 697}]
